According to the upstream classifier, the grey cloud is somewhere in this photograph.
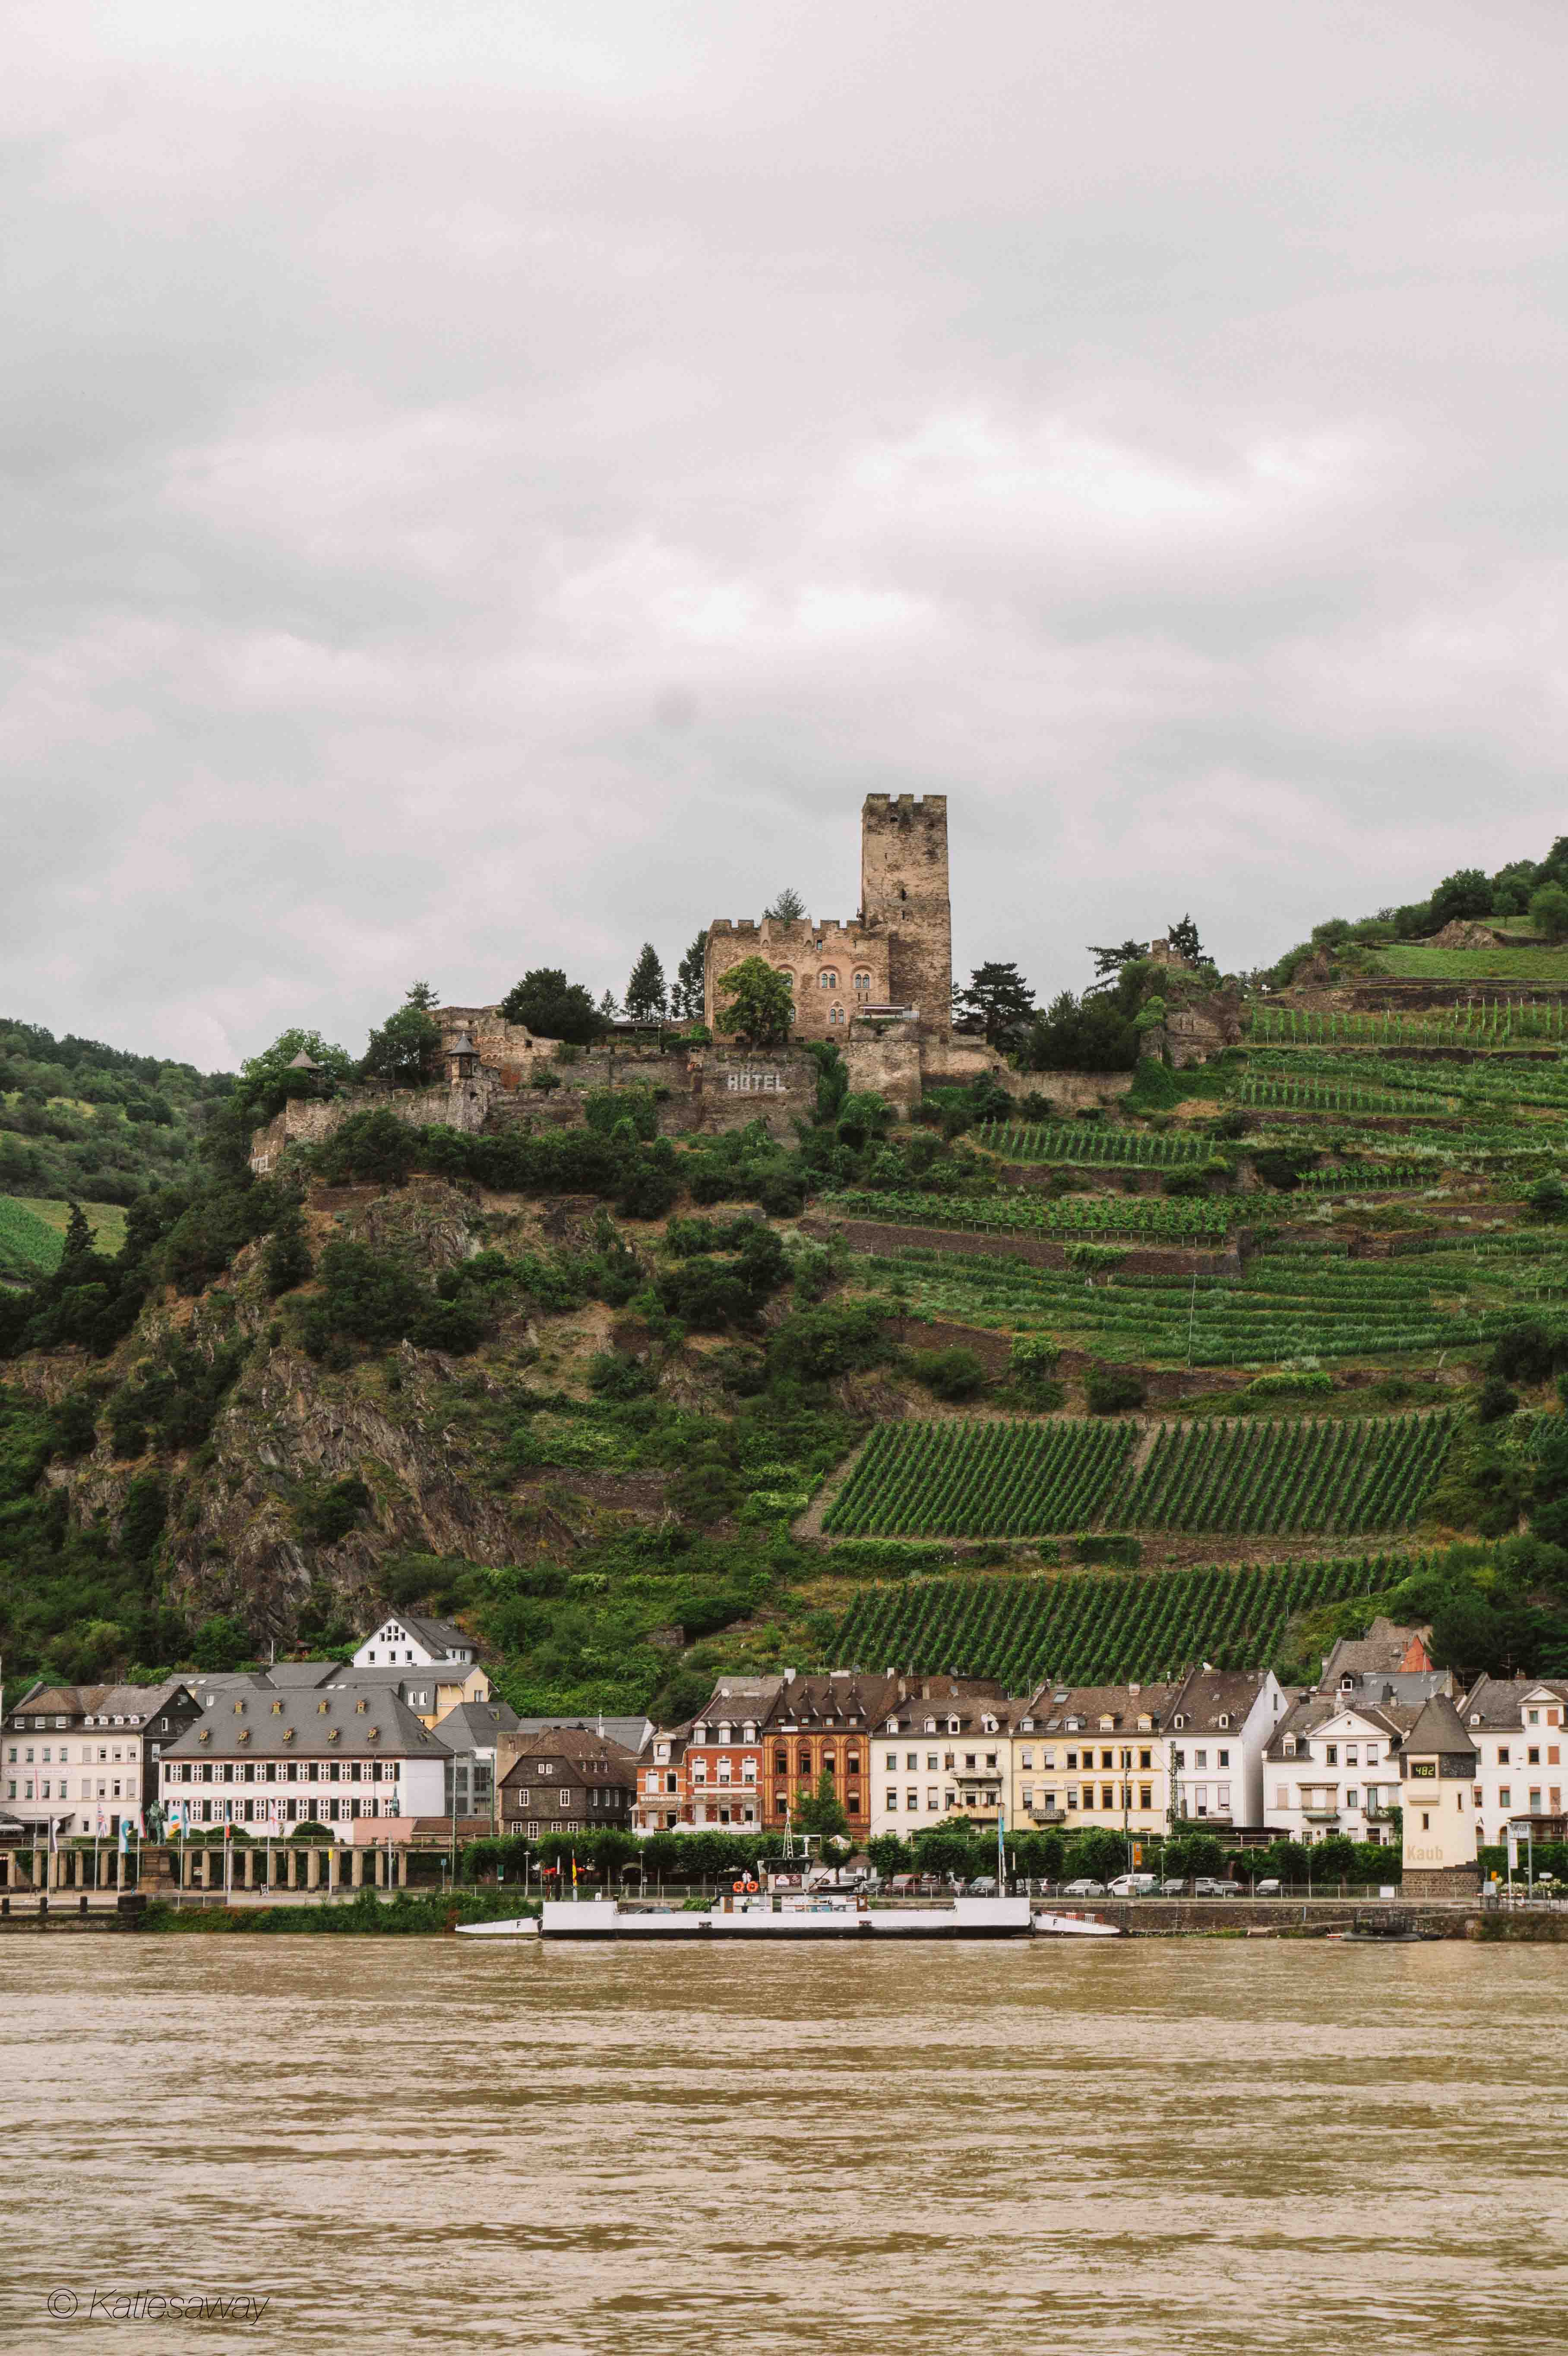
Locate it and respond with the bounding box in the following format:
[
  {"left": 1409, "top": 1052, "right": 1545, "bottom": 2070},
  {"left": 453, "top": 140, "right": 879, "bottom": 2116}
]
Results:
[{"left": 3, "top": 0, "right": 1566, "bottom": 1069}]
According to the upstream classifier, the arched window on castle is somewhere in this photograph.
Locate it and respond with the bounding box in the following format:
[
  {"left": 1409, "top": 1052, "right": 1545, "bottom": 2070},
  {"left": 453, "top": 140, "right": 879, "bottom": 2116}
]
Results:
[
  {"left": 852, "top": 970, "right": 872, "bottom": 994},
  {"left": 774, "top": 967, "right": 796, "bottom": 992},
  {"left": 829, "top": 1003, "right": 846, "bottom": 1023},
  {"left": 818, "top": 969, "right": 839, "bottom": 991}
]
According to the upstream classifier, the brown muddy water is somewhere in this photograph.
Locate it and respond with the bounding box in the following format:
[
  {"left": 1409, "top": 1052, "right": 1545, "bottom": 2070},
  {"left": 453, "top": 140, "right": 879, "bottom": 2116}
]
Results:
[{"left": 3, "top": 1938, "right": 1565, "bottom": 2355}]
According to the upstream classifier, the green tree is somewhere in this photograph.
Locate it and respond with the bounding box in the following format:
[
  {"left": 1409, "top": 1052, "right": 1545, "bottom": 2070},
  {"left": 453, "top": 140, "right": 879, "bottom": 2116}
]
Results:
[
  {"left": 1530, "top": 884, "right": 1568, "bottom": 942},
  {"left": 715, "top": 956, "right": 794, "bottom": 1048},
  {"left": 60, "top": 1201, "right": 95, "bottom": 1270},
  {"left": 624, "top": 943, "right": 668, "bottom": 1021},
  {"left": 500, "top": 969, "right": 607, "bottom": 1045},
  {"left": 362, "top": 984, "right": 443, "bottom": 1088},
  {"left": 796, "top": 1770, "right": 849, "bottom": 1843},
  {"left": 1429, "top": 868, "right": 1494, "bottom": 928},
  {"left": 1086, "top": 937, "right": 1148, "bottom": 982},
  {"left": 1166, "top": 914, "right": 1205, "bottom": 965},
  {"left": 766, "top": 887, "right": 806, "bottom": 921},
  {"left": 1063, "top": 1827, "right": 1125, "bottom": 1883},
  {"left": 262, "top": 1203, "right": 314, "bottom": 1296},
  {"left": 952, "top": 960, "right": 1036, "bottom": 1044},
  {"left": 671, "top": 930, "right": 708, "bottom": 1023},
  {"left": 239, "top": 1028, "right": 354, "bottom": 1112}
]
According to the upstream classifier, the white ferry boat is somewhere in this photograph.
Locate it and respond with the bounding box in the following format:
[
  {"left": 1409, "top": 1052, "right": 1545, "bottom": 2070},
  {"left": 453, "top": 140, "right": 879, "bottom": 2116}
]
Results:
[{"left": 534, "top": 1888, "right": 1035, "bottom": 1940}]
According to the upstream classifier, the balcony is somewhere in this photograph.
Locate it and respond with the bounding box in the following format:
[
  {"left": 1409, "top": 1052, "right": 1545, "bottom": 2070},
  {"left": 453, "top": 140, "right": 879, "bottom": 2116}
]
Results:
[
  {"left": 1301, "top": 1803, "right": 1342, "bottom": 1823},
  {"left": 1029, "top": 1806, "right": 1066, "bottom": 1825}
]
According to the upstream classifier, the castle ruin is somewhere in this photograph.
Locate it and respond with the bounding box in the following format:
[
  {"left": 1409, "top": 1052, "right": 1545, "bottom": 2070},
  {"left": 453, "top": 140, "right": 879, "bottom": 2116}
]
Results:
[{"left": 705, "top": 794, "right": 957, "bottom": 1055}]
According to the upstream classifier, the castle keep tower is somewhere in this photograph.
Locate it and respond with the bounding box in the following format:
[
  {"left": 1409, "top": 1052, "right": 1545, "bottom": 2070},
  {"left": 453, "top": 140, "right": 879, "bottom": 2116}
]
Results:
[
  {"left": 702, "top": 791, "right": 954, "bottom": 1048},
  {"left": 860, "top": 793, "right": 951, "bottom": 1039}
]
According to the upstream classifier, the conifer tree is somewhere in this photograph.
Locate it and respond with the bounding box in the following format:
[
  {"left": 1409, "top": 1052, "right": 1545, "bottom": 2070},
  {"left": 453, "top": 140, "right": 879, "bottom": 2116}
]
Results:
[
  {"left": 60, "top": 1201, "right": 94, "bottom": 1266},
  {"left": 624, "top": 942, "right": 667, "bottom": 1020}
]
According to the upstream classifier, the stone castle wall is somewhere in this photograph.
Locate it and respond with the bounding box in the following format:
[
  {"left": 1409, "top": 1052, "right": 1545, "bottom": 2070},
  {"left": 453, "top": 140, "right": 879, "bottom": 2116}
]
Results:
[
  {"left": 249, "top": 1080, "right": 491, "bottom": 1173},
  {"left": 703, "top": 915, "right": 891, "bottom": 1042},
  {"left": 861, "top": 793, "right": 952, "bottom": 1042},
  {"left": 702, "top": 792, "right": 956, "bottom": 1070}
]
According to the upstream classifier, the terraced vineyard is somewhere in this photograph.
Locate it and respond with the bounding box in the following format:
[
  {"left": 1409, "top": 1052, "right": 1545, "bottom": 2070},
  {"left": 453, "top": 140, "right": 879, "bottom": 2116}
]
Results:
[
  {"left": 831, "top": 1554, "right": 1405, "bottom": 1688},
  {"left": 1235, "top": 1072, "right": 1455, "bottom": 1118},
  {"left": 822, "top": 1188, "right": 1231, "bottom": 1244},
  {"left": 1116, "top": 1412, "right": 1456, "bottom": 1535},
  {"left": 823, "top": 1413, "right": 1455, "bottom": 1538},
  {"left": 859, "top": 1233, "right": 1568, "bottom": 1365},
  {"left": 1251, "top": 1001, "right": 1568, "bottom": 1046},
  {"left": 971, "top": 1122, "right": 1210, "bottom": 1169},
  {"left": 825, "top": 1419, "right": 1136, "bottom": 1537}
]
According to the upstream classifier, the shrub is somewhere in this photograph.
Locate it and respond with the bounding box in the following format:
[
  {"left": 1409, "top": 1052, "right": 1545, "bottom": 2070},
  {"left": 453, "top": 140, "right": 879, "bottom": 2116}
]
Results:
[
  {"left": 910, "top": 1346, "right": 988, "bottom": 1402},
  {"left": 1251, "top": 1149, "right": 1308, "bottom": 1192},
  {"left": 1084, "top": 1362, "right": 1147, "bottom": 1415},
  {"left": 1490, "top": 1321, "right": 1568, "bottom": 1387},
  {"left": 758, "top": 1174, "right": 806, "bottom": 1217},
  {"left": 1527, "top": 1175, "right": 1568, "bottom": 1223},
  {"left": 617, "top": 1165, "right": 678, "bottom": 1220},
  {"left": 1476, "top": 1376, "right": 1520, "bottom": 1425},
  {"left": 1529, "top": 884, "right": 1568, "bottom": 942}
]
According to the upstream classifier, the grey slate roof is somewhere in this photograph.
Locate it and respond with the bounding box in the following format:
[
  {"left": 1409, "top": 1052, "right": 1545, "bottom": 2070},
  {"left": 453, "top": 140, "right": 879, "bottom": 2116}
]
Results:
[
  {"left": 1401, "top": 1692, "right": 1479, "bottom": 1764},
  {"left": 434, "top": 1700, "right": 522, "bottom": 1752},
  {"left": 511, "top": 1715, "right": 652, "bottom": 1753},
  {"left": 1021, "top": 1680, "right": 1179, "bottom": 1734},
  {"left": 84, "top": 1680, "right": 198, "bottom": 1725},
  {"left": 1264, "top": 1693, "right": 1419, "bottom": 1762},
  {"left": 1169, "top": 1667, "right": 1276, "bottom": 1733},
  {"left": 1461, "top": 1675, "right": 1568, "bottom": 1729},
  {"left": 1321, "top": 1669, "right": 1453, "bottom": 1709},
  {"left": 385, "top": 1614, "right": 471, "bottom": 1657},
  {"left": 163, "top": 1684, "right": 451, "bottom": 1762},
  {"left": 765, "top": 1673, "right": 899, "bottom": 1731},
  {"left": 1321, "top": 1617, "right": 1433, "bottom": 1682}
]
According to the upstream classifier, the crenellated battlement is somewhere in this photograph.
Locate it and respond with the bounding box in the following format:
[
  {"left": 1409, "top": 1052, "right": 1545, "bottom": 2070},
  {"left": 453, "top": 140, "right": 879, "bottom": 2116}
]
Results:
[{"left": 703, "top": 792, "right": 956, "bottom": 1051}]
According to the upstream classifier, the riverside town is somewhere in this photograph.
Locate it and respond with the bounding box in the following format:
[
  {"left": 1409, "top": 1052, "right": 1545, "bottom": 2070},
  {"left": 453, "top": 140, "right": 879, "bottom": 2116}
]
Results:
[{"left": 9, "top": 803, "right": 1568, "bottom": 1942}]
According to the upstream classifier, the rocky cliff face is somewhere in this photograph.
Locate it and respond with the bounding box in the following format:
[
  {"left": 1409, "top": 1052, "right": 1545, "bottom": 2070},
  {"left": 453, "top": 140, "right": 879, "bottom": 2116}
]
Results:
[{"left": 14, "top": 1178, "right": 633, "bottom": 1650}]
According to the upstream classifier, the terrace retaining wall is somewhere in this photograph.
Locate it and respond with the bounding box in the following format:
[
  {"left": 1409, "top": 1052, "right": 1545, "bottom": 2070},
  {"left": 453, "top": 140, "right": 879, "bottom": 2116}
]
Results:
[{"left": 804, "top": 1215, "right": 1246, "bottom": 1279}]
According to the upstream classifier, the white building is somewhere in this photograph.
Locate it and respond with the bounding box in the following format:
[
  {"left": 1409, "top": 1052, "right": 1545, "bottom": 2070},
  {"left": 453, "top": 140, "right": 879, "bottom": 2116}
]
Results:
[
  {"left": 868, "top": 1680, "right": 1017, "bottom": 1840},
  {"left": 1400, "top": 1694, "right": 1479, "bottom": 1893},
  {"left": 2, "top": 1679, "right": 200, "bottom": 1840},
  {"left": 1263, "top": 1695, "right": 1417, "bottom": 1846},
  {"left": 1458, "top": 1676, "right": 1568, "bottom": 1847},
  {"left": 1166, "top": 1667, "right": 1287, "bottom": 1830},
  {"left": 159, "top": 1684, "right": 450, "bottom": 1842},
  {"left": 353, "top": 1614, "right": 476, "bottom": 1669}
]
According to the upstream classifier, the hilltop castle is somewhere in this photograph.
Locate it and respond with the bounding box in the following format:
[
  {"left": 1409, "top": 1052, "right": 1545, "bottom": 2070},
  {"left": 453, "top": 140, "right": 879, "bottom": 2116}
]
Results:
[
  {"left": 250, "top": 795, "right": 995, "bottom": 1173},
  {"left": 705, "top": 793, "right": 956, "bottom": 1047}
]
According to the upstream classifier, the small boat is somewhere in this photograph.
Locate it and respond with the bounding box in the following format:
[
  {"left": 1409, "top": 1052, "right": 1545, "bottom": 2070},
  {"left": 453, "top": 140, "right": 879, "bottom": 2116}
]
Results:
[
  {"left": 1329, "top": 1928, "right": 1431, "bottom": 1945},
  {"left": 1033, "top": 1911, "right": 1124, "bottom": 1939},
  {"left": 536, "top": 1891, "right": 1036, "bottom": 1940},
  {"left": 455, "top": 1915, "right": 540, "bottom": 1938}
]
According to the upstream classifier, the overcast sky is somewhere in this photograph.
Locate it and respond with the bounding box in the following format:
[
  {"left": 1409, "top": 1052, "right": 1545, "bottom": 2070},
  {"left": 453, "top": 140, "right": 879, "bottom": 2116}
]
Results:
[{"left": 4, "top": 2, "right": 1566, "bottom": 1071}]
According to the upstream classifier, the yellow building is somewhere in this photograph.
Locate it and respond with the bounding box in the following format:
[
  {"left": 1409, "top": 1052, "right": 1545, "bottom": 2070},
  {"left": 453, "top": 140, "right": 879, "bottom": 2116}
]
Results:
[{"left": 1010, "top": 1683, "right": 1179, "bottom": 1850}]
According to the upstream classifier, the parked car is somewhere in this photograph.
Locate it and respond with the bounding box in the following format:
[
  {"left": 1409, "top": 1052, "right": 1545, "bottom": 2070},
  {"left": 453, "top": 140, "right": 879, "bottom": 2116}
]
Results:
[
  {"left": 968, "top": 1875, "right": 999, "bottom": 1896},
  {"left": 1160, "top": 1876, "right": 1189, "bottom": 1895},
  {"left": 1108, "top": 1873, "right": 1160, "bottom": 1897},
  {"left": 1061, "top": 1877, "right": 1107, "bottom": 1897},
  {"left": 1254, "top": 1877, "right": 1283, "bottom": 1896},
  {"left": 1192, "top": 1877, "right": 1243, "bottom": 1897}
]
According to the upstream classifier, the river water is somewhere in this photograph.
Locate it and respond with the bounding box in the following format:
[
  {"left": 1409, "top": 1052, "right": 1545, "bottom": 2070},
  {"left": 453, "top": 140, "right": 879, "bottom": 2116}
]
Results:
[{"left": 3, "top": 1937, "right": 1565, "bottom": 2355}]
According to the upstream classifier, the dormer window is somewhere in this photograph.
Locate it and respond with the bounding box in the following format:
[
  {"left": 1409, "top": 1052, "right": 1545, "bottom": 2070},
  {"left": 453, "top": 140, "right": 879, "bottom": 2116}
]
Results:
[
  {"left": 924, "top": 1720, "right": 936, "bottom": 1734},
  {"left": 1218, "top": 1714, "right": 1230, "bottom": 1729}
]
